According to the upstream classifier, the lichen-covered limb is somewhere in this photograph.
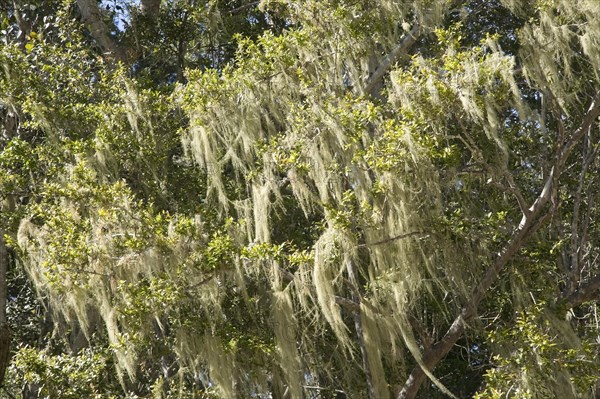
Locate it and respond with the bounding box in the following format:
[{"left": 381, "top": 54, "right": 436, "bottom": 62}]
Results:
[
  {"left": 363, "top": 24, "right": 421, "bottom": 97},
  {"left": 364, "top": 0, "right": 465, "bottom": 97}
]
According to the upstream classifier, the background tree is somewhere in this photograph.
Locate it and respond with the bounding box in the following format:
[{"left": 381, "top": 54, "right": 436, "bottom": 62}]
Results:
[{"left": 2, "top": 0, "right": 600, "bottom": 398}]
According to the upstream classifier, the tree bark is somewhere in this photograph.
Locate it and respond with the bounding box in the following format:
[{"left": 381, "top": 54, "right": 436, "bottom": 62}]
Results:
[
  {"left": 0, "top": 229, "right": 10, "bottom": 387},
  {"left": 140, "top": 0, "right": 161, "bottom": 16},
  {"left": 76, "top": 0, "right": 127, "bottom": 62}
]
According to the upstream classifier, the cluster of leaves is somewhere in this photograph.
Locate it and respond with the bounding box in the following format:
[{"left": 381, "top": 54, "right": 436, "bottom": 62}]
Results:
[
  {"left": 478, "top": 305, "right": 600, "bottom": 398},
  {"left": 5, "top": 346, "right": 120, "bottom": 399}
]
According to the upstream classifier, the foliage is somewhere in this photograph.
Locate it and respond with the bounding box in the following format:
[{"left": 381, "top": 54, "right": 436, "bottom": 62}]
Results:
[
  {"left": 2, "top": 0, "right": 600, "bottom": 398},
  {"left": 477, "top": 305, "right": 600, "bottom": 398},
  {"left": 5, "top": 346, "right": 120, "bottom": 398}
]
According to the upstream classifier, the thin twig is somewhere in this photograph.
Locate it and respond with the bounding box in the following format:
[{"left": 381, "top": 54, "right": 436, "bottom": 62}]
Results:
[{"left": 359, "top": 231, "right": 428, "bottom": 248}]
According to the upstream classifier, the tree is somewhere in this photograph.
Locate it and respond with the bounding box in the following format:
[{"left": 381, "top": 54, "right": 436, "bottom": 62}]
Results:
[{"left": 2, "top": 0, "right": 600, "bottom": 398}]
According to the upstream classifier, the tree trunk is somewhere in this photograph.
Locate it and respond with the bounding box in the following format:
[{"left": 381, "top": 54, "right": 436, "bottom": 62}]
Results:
[{"left": 0, "top": 229, "right": 10, "bottom": 387}]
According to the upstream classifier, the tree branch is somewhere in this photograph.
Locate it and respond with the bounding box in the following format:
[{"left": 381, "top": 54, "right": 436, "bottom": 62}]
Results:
[
  {"left": 12, "top": 0, "right": 31, "bottom": 49},
  {"left": 363, "top": 0, "right": 465, "bottom": 97},
  {"left": 363, "top": 24, "right": 421, "bottom": 97},
  {"left": 408, "top": 314, "right": 433, "bottom": 351},
  {"left": 359, "top": 231, "right": 429, "bottom": 248},
  {"left": 559, "top": 274, "right": 600, "bottom": 311},
  {"left": 503, "top": 171, "right": 530, "bottom": 219},
  {"left": 564, "top": 132, "right": 598, "bottom": 294},
  {"left": 76, "top": 0, "right": 127, "bottom": 62},
  {"left": 335, "top": 295, "right": 360, "bottom": 312},
  {"left": 140, "top": 0, "right": 161, "bottom": 16}
]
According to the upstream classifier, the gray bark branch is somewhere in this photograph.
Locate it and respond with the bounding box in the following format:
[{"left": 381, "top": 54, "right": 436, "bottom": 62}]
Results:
[
  {"left": 76, "top": 0, "right": 127, "bottom": 62},
  {"left": 363, "top": 0, "right": 465, "bottom": 97},
  {"left": 363, "top": 24, "right": 421, "bottom": 97}
]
